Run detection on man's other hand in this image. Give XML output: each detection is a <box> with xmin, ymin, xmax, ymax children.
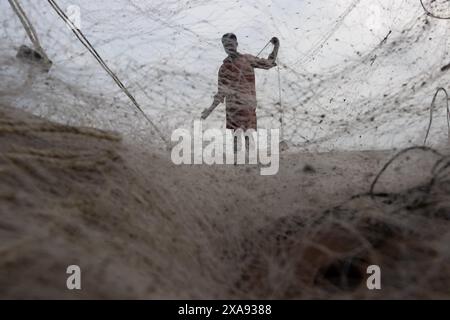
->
<box><xmin>201</xmin><ymin>107</ymin><xmax>212</xmax><ymax>120</ymax></box>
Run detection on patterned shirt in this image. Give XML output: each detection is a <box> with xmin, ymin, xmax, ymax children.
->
<box><xmin>216</xmin><ymin>53</ymin><xmax>275</xmax><ymax>130</ymax></box>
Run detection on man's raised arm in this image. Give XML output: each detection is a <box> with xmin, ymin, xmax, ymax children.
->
<box><xmin>251</xmin><ymin>37</ymin><xmax>280</xmax><ymax>70</ymax></box>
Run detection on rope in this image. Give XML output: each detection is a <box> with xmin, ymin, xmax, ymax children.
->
<box><xmin>369</xmin><ymin>146</ymin><xmax>443</xmax><ymax>196</ymax></box>
<box><xmin>47</xmin><ymin>0</ymin><xmax>169</xmax><ymax>147</ymax></box>
<box><xmin>292</xmin><ymin>0</ymin><xmax>362</xmax><ymax>68</ymax></box>
<box><xmin>256</xmin><ymin>41</ymin><xmax>284</xmax><ymax>139</ymax></box>
<box><xmin>420</xmin><ymin>0</ymin><xmax>450</xmax><ymax>20</ymax></box>
<box><xmin>277</xmin><ymin>64</ymin><xmax>284</xmax><ymax>140</ymax></box>
<box><xmin>8</xmin><ymin>0</ymin><xmax>51</xmax><ymax>63</ymax></box>
<box><xmin>256</xmin><ymin>41</ymin><xmax>272</xmax><ymax>58</ymax></box>
<box><xmin>423</xmin><ymin>87</ymin><xmax>450</xmax><ymax>146</ymax></box>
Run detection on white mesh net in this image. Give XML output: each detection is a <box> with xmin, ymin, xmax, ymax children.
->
<box><xmin>1</xmin><ymin>0</ymin><xmax>449</xmax><ymax>150</ymax></box>
<box><xmin>1</xmin><ymin>0</ymin><xmax>450</xmax><ymax>299</ymax></box>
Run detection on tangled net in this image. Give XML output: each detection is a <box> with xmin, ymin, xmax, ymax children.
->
<box><xmin>231</xmin><ymin>146</ymin><xmax>450</xmax><ymax>298</ymax></box>
<box><xmin>1</xmin><ymin>104</ymin><xmax>449</xmax><ymax>299</ymax></box>
<box><xmin>0</xmin><ymin>0</ymin><xmax>449</xmax><ymax>151</ymax></box>
<box><xmin>1</xmin><ymin>0</ymin><xmax>450</xmax><ymax>300</ymax></box>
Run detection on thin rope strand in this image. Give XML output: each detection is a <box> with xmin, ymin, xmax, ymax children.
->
<box><xmin>423</xmin><ymin>88</ymin><xmax>449</xmax><ymax>146</ymax></box>
<box><xmin>47</xmin><ymin>0</ymin><xmax>169</xmax><ymax>147</ymax></box>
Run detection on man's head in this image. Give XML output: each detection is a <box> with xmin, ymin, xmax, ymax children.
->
<box><xmin>222</xmin><ymin>33</ymin><xmax>238</xmax><ymax>56</ymax></box>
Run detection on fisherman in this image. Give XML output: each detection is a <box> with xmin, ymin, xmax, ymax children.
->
<box><xmin>201</xmin><ymin>33</ymin><xmax>280</xmax><ymax>131</ymax></box>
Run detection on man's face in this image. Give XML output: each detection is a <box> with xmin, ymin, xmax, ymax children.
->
<box><xmin>223</xmin><ymin>38</ymin><xmax>238</xmax><ymax>55</ymax></box>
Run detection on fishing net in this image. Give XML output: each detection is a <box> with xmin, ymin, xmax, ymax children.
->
<box><xmin>1</xmin><ymin>0</ymin><xmax>450</xmax><ymax>300</ymax></box>
<box><xmin>1</xmin><ymin>0</ymin><xmax>449</xmax><ymax>150</ymax></box>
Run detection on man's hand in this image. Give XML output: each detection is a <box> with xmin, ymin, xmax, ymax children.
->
<box><xmin>271</xmin><ymin>37</ymin><xmax>280</xmax><ymax>47</ymax></box>
<box><xmin>267</xmin><ymin>37</ymin><xmax>280</xmax><ymax>67</ymax></box>
<box><xmin>202</xmin><ymin>96</ymin><xmax>223</xmax><ymax>119</ymax></box>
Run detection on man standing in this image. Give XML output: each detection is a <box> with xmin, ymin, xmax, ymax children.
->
<box><xmin>201</xmin><ymin>33</ymin><xmax>280</xmax><ymax>132</ymax></box>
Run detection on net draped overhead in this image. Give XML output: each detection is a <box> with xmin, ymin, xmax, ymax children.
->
<box><xmin>0</xmin><ymin>0</ymin><xmax>449</xmax><ymax>151</ymax></box>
